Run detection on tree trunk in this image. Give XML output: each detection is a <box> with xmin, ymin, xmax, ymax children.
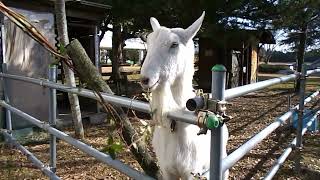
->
<box><xmin>110</xmin><ymin>23</ymin><xmax>125</xmax><ymax>94</ymax></box>
<box><xmin>111</xmin><ymin>24</ymin><xmax>123</xmax><ymax>81</ymax></box>
<box><xmin>66</xmin><ymin>39</ymin><xmax>159</xmax><ymax>178</ymax></box>
<box><xmin>295</xmin><ymin>26</ymin><xmax>307</xmax><ymax>92</ymax></box>
<box><xmin>54</xmin><ymin>0</ymin><xmax>84</xmax><ymax>139</ymax></box>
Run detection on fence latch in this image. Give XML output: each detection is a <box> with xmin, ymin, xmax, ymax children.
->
<box><xmin>196</xmin><ymin>110</ymin><xmax>224</xmax><ymax>135</ymax></box>
<box><xmin>186</xmin><ymin>89</ymin><xmax>232</xmax><ymax>135</ymax></box>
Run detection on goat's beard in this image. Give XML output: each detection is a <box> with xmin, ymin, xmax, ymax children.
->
<box><xmin>150</xmin><ymin>83</ymin><xmax>180</xmax><ymax>128</ymax></box>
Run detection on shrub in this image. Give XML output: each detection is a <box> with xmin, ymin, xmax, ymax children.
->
<box><xmin>258</xmin><ymin>64</ymin><xmax>290</xmax><ymax>73</ymax></box>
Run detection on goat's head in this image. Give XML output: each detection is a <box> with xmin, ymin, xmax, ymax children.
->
<box><xmin>140</xmin><ymin>12</ymin><xmax>205</xmax><ymax>91</ymax></box>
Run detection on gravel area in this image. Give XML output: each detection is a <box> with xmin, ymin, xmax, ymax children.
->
<box><xmin>0</xmin><ymin>88</ymin><xmax>319</xmax><ymax>180</ymax></box>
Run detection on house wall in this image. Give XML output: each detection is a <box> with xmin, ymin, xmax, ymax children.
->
<box><xmin>3</xmin><ymin>8</ymin><xmax>54</xmax><ymax>129</ymax></box>
<box><xmin>198</xmin><ymin>38</ymin><xmax>221</xmax><ymax>91</ymax></box>
<box><xmin>198</xmin><ymin>37</ymin><xmax>261</xmax><ymax>90</ymax></box>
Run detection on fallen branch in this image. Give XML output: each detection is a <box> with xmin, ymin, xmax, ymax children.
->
<box><xmin>66</xmin><ymin>39</ymin><xmax>159</xmax><ymax>178</ymax></box>
<box><xmin>0</xmin><ymin>2</ymin><xmax>158</xmax><ymax>177</ymax></box>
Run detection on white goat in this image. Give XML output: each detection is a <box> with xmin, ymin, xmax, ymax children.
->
<box><xmin>140</xmin><ymin>12</ymin><xmax>229</xmax><ymax>180</ymax></box>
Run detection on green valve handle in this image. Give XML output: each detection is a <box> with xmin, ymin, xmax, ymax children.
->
<box><xmin>206</xmin><ymin>114</ymin><xmax>220</xmax><ymax>129</ymax></box>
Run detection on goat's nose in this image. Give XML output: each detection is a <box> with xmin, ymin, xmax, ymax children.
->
<box><xmin>140</xmin><ymin>77</ymin><xmax>149</xmax><ymax>86</ymax></box>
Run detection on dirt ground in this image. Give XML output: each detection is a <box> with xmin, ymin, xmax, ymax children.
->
<box><xmin>0</xmin><ymin>82</ymin><xmax>319</xmax><ymax>180</ymax></box>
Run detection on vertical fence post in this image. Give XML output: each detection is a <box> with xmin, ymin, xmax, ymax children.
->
<box><xmin>0</xmin><ymin>14</ymin><xmax>5</xmax><ymax>133</ymax></box>
<box><xmin>287</xmin><ymin>95</ymin><xmax>292</xmax><ymax>126</ymax></box>
<box><xmin>48</xmin><ymin>65</ymin><xmax>57</xmax><ymax>174</ymax></box>
<box><xmin>2</xmin><ymin>63</ymin><xmax>12</xmax><ymax>136</ymax></box>
<box><xmin>287</xmin><ymin>95</ymin><xmax>291</xmax><ymax>111</ymax></box>
<box><xmin>210</xmin><ymin>64</ymin><xmax>226</xmax><ymax>180</ymax></box>
<box><xmin>94</xmin><ymin>26</ymin><xmax>101</xmax><ymax>113</ymax></box>
<box><xmin>295</xmin><ymin>64</ymin><xmax>306</xmax><ymax>172</ymax></box>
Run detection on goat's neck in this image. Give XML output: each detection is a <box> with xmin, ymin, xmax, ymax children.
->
<box><xmin>172</xmin><ymin>50</ymin><xmax>195</xmax><ymax>107</ymax></box>
<box><xmin>171</xmin><ymin>72</ymin><xmax>194</xmax><ymax>107</ymax></box>
<box><xmin>151</xmin><ymin>71</ymin><xmax>194</xmax><ymax>129</ymax></box>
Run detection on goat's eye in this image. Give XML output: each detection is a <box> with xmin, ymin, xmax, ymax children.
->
<box><xmin>170</xmin><ymin>42</ymin><xmax>179</xmax><ymax>48</ymax></box>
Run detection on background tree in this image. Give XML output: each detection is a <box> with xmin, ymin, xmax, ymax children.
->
<box><xmin>98</xmin><ymin>0</ymin><xmax>152</xmax><ymax>94</ymax></box>
<box><xmin>54</xmin><ymin>0</ymin><xmax>84</xmax><ymax>139</ymax></box>
<box><xmin>272</xmin><ymin>0</ymin><xmax>320</xmax><ymax>90</ymax></box>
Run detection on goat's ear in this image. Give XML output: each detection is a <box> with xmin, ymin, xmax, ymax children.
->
<box><xmin>183</xmin><ymin>11</ymin><xmax>205</xmax><ymax>42</ymax></box>
<box><xmin>150</xmin><ymin>17</ymin><xmax>160</xmax><ymax>31</ymax></box>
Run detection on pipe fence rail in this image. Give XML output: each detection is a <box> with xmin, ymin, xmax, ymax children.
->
<box><xmin>221</xmin><ymin>90</ymin><xmax>319</xmax><ymax>173</ymax></box>
<box><xmin>0</xmin><ymin>100</ymin><xmax>154</xmax><ymax>180</ymax></box>
<box><xmin>0</xmin><ymin>129</ymin><xmax>61</xmax><ymax>180</ymax></box>
<box><xmin>0</xmin><ymin>65</ymin><xmax>319</xmax><ymax>180</ymax></box>
<box><xmin>264</xmin><ymin>110</ymin><xmax>320</xmax><ymax>180</ymax></box>
<box><xmin>224</xmin><ymin>68</ymin><xmax>320</xmax><ymax>100</ymax></box>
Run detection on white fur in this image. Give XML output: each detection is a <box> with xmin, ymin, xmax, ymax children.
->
<box><xmin>141</xmin><ymin>12</ymin><xmax>229</xmax><ymax>180</ymax></box>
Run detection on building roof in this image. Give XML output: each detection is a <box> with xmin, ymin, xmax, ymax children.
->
<box><xmin>201</xmin><ymin>28</ymin><xmax>275</xmax><ymax>50</ymax></box>
<box><xmin>222</xmin><ymin>29</ymin><xmax>276</xmax><ymax>44</ymax></box>
<box><xmin>3</xmin><ymin>0</ymin><xmax>111</xmax><ymax>22</ymax></box>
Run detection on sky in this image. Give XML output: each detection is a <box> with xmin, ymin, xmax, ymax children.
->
<box><xmin>100</xmin><ymin>31</ymin><xmax>146</xmax><ymax>50</ymax></box>
<box><xmin>100</xmin><ymin>29</ymin><xmax>318</xmax><ymax>53</ymax></box>
<box><xmin>268</xmin><ymin>30</ymin><xmax>320</xmax><ymax>52</ymax></box>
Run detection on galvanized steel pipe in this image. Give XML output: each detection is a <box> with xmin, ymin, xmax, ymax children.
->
<box><xmin>1</xmin><ymin>64</ymin><xmax>12</xmax><ymax>133</ymax></box>
<box><xmin>225</xmin><ymin>69</ymin><xmax>320</xmax><ymax>100</ymax></box>
<box><xmin>0</xmin><ymin>130</ymin><xmax>61</xmax><ymax>180</ymax></box>
<box><xmin>0</xmin><ymin>72</ymin><xmax>151</xmax><ymax>112</ymax></box>
<box><xmin>0</xmin><ymin>100</ymin><xmax>154</xmax><ymax>180</ymax></box>
<box><xmin>48</xmin><ymin>66</ymin><xmax>57</xmax><ymax>173</ymax></box>
<box><xmin>296</xmin><ymin>65</ymin><xmax>307</xmax><ymax>147</ymax></box>
<box><xmin>0</xmin><ymin>72</ymin><xmax>198</xmax><ymax>124</ymax></box>
<box><xmin>210</xmin><ymin>64</ymin><xmax>227</xmax><ymax>180</ymax></box>
<box><xmin>1</xmin><ymin>69</ymin><xmax>319</xmax><ymax>123</ymax></box>
<box><xmin>264</xmin><ymin>111</ymin><xmax>319</xmax><ymax>180</ymax></box>
<box><xmin>0</xmin><ymin>65</ymin><xmax>319</xmax><ymax>180</ymax></box>
<box><xmin>221</xmin><ymin>90</ymin><xmax>319</xmax><ymax>173</ymax></box>
<box><xmin>167</xmin><ymin>110</ymin><xmax>197</xmax><ymax>125</ymax></box>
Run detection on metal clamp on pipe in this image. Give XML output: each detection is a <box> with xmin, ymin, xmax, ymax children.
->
<box><xmin>196</xmin><ymin>109</ymin><xmax>232</xmax><ymax>136</ymax></box>
<box><xmin>186</xmin><ymin>90</ymin><xmax>229</xmax><ymax>113</ymax></box>
<box><xmin>208</xmin><ymin>99</ymin><xmax>232</xmax><ymax>123</ymax></box>
<box><xmin>197</xmin><ymin>110</ymin><xmax>222</xmax><ymax>135</ymax></box>
<box><xmin>208</xmin><ymin>99</ymin><xmax>228</xmax><ymax>113</ymax></box>
<box><xmin>187</xmin><ymin>89</ymin><xmax>232</xmax><ymax>135</ymax></box>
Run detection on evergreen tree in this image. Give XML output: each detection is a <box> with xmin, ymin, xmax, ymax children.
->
<box><xmin>273</xmin><ymin>0</ymin><xmax>320</xmax><ymax>90</ymax></box>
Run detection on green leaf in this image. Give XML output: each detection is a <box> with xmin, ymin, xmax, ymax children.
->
<box><xmin>58</xmin><ymin>43</ymin><xmax>66</xmax><ymax>54</ymax></box>
<box><xmin>102</xmin><ymin>136</ymin><xmax>124</xmax><ymax>159</ymax></box>
<box><xmin>110</xmin><ymin>143</ymin><xmax>123</xmax><ymax>153</ymax></box>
